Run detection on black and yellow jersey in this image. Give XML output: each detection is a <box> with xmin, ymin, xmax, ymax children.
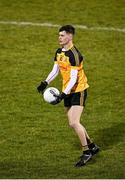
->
<box><xmin>54</xmin><ymin>46</ymin><xmax>89</xmax><ymax>93</ymax></box>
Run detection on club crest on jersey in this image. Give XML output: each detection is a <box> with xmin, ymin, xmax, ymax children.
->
<box><xmin>57</xmin><ymin>53</ymin><xmax>69</xmax><ymax>63</ymax></box>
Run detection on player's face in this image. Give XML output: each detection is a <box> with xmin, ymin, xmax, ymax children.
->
<box><xmin>58</xmin><ymin>31</ymin><xmax>72</xmax><ymax>46</ymax></box>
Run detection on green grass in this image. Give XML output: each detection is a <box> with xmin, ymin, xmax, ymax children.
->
<box><xmin>0</xmin><ymin>0</ymin><xmax>125</xmax><ymax>178</ymax></box>
<box><xmin>0</xmin><ymin>0</ymin><xmax>125</xmax><ymax>27</ymax></box>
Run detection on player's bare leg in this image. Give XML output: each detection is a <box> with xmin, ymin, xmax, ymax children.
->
<box><xmin>65</xmin><ymin>105</ymin><xmax>99</xmax><ymax>167</ymax></box>
<box><xmin>66</xmin><ymin>106</ymin><xmax>88</xmax><ymax>146</ymax></box>
<box><xmin>65</xmin><ymin>106</ymin><xmax>91</xmax><ymax>146</ymax></box>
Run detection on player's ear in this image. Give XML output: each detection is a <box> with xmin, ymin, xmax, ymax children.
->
<box><xmin>69</xmin><ymin>33</ymin><xmax>73</xmax><ymax>40</ymax></box>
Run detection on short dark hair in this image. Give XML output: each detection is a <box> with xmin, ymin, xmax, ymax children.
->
<box><xmin>59</xmin><ymin>25</ymin><xmax>75</xmax><ymax>35</ymax></box>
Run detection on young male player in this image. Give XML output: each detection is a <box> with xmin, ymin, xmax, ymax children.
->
<box><xmin>37</xmin><ymin>25</ymin><xmax>99</xmax><ymax>167</ymax></box>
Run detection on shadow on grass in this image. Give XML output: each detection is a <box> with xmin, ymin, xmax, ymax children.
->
<box><xmin>56</xmin><ymin>122</ymin><xmax>125</xmax><ymax>153</ymax></box>
<box><xmin>95</xmin><ymin>122</ymin><xmax>125</xmax><ymax>150</ymax></box>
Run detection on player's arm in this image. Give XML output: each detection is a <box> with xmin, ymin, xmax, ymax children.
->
<box><xmin>37</xmin><ymin>49</ymin><xmax>60</xmax><ymax>93</ymax></box>
<box><xmin>45</xmin><ymin>63</ymin><xmax>59</xmax><ymax>84</ymax></box>
<box><xmin>63</xmin><ymin>68</ymin><xmax>78</xmax><ymax>94</ymax></box>
<box><xmin>37</xmin><ymin>63</ymin><xmax>59</xmax><ymax>93</ymax></box>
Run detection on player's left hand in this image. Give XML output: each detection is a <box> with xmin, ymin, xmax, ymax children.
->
<box><xmin>37</xmin><ymin>81</ymin><xmax>48</xmax><ymax>93</ymax></box>
<box><xmin>51</xmin><ymin>92</ymin><xmax>67</xmax><ymax>105</ymax></box>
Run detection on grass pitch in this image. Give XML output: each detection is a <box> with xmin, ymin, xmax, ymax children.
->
<box><xmin>0</xmin><ymin>0</ymin><xmax>125</xmax><ymax>178</ymax></box>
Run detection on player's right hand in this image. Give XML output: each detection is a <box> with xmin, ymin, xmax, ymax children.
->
<box><xmin>37</xmin><ymin>81</ymin><xmax>48</xmax><ymax>93</ymax></box>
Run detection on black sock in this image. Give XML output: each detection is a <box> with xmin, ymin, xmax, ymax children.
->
<box><xmin>87</xmin><ymin>138</ymin><xmax>93</xmax><ymax>145</ymax></box>
<box><xmin>88</xmin><ymin>143</ymin><xmax>95</xmax><ymax>149</ymax></box>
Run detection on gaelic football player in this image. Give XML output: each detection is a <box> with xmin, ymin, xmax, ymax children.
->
<box><xmin>37</xmin><ymin>25</ymin><xmax>99</xmax><ymax>167</ymax></box>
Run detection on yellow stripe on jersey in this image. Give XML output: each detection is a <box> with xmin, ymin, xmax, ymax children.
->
<box><xmin>71</xmin><ymin>46</ymin><xmax>79</xmax><ymax>66</ymax></box>
<box><xmin>80</xmin><ymin>91</ymin><xmax>84</xmax><ymax>106</ymax></box>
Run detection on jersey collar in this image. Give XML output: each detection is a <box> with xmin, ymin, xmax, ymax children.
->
<box><xmin>62</xmin><ymin>44</ymin><xmax>74</xmax><ymax>52</ymax></box>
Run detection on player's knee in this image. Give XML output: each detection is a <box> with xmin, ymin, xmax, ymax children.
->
<box><xmin>69</xmin><ymin>121</ymin><xmax>78</xmax><ymax>129</ymax></box>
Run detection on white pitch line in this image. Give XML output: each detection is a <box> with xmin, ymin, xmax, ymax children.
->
<box><xmin>0</xmin><ymin>21</ymin><xmax>125</xmax><ymax>33</ymax></box>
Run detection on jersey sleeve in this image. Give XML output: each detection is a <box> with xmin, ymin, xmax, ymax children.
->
<box><xmin>54</xmin><ymin>48</ymin><xmax>62</xmax><ymax>62</ymax></box>
<box><xmin>68</xmin><ymin>47</ymin><xmax>83</xmax><ymax>68</ymax></box>
<box><xmin>54</xmin><ymin>50</ymin><xmax>57</xmax><ymax>62</ymax></box>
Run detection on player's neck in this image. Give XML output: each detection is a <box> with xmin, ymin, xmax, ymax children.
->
<box><xmin>63</xmin><ymin>42</ymin><xmax>73</xmax><ymax>51</ymax></box>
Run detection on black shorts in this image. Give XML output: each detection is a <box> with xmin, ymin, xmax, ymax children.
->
<box><xmin>64</xmin><ymin>89</ymin><xmax>88</xmax><ymax>107</ymax></box>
